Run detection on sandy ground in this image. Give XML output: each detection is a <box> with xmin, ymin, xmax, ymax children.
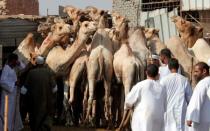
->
<box><xmin>22</xmin><ymin>126</ymin><xmax>108</xmax><ymax>131</ymax></box>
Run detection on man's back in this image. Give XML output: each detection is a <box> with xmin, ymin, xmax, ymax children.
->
<box><xmin>187</xmin><ymin>76</ymin><xmax>210</xmax><ymax>123</ymax></box>
<box><xmin>125</xmin><ymin>79</ymin><xmax>166</xmax><ymax>131</ymax></box>
<box><xmin>25</xmin><ymin>66</ymin><xmax>55</xmax><ymax>113</ymax></box>
<box><xmin>160</xmin><ymin>73</ymin><xmax>192</xmax><ymax>131</ymax></box>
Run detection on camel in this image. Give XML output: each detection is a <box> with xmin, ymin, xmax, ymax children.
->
<box><xmin>190</xmin><ymin>38</ymin><xmax>210</xmax><ymax>64</ymax></box>
<box><xmin>144</xmin><ymin>28</ymin><xmax>166</xmax><ymax>54</ymax></box>
<box><xmin>84</xmin><ymin>11</ymin><xmax>113</xmax><ymax>125</ymax></box>
<box><xmin>128</xmin><ymin>27</ymin><xmax>150</xmax><ymax>67</ymax></box>
<box><xmin>37</xmin><ymin>16</ymin><xmax>55</xmax><ymax>38</ymax></box>
<box><xmin>45</xmin><ymin>21</ymin><xmax>97</xmax><ymax>74</ymax></box>
<box><xmin>112</xmin><ymin>20</ymin><xmax>144</xmax><ymax>128</ymax></box>
<box><xmin>13</xmin><ymin>33</ymin><xmax>37</xmax><ymax>65</ymax></box>
<box><xmin>37</xmin><ymin>19</ymin><xmax>72</xmax><ymax>57</ymax></box>
<box><xmin>171</xmin><ymin>15</ymin><xmax>203</xmax><ymax>48</ymax></box>
<box><xmin>112</xmin><ymin>11</ymin><xmax>149</xmax><ymax>67</ymax></box>
<box><xmin>165</xmin><ymin>36</ymin><xmax>198</xmax><ymax>86</ymax></box>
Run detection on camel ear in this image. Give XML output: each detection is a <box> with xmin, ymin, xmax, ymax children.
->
<box><xmin>51</xmin><ymin>24</ymin><xmax>56</xmax><ymax>32</ymax></box>
<box><xmin>70</xmin><ymin>8</ymin><xmax>76</xmax><ymax>14</ymax></box>
<box><xmin>154</xmin><ymin>29</ymin><xmax>159</xmax><ymax>34</ymax></box>
<box><xmin>141</xmin><ymin>26</ymin><xmax>145</xmax><ymax>31</ymax></box>
<box><xmin>198</xmin><ymin>27</ymin><xmax>203</xmax><ymax>32</ymax></box>
<box><xmin>181</xmin><ymin>19</ymin><xmax>186</xmax><ymax>25</ymax></box>
<box><xmin>171</xmin><ymin>15</ymin><xmax>177</xmax><ymax>22</ymax></box>
<box><xmin>29</xmin><ymin>52</ymin><xmax>34</xmax><ymax>59</ymax></box>
<box><xmin>144</xmin><ymin>28</ymin><xmax>149</xmax><ymax>32</ymax></box>
<box><xmin>63</xmin><ymin>7</ymin><xmax>67</xmax><ymax>13</ymax></box>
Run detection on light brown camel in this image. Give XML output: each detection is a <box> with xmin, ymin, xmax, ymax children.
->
<box><xmin>13</xmin><ymin>33</ymin><xmax>37</xmax><ymax>65</ymax></box>
<box><xmin>37</xmin><ymin>16</ymin><xmax>55</xmax><ymax>38</ymax></box>
<box><xmin>144</xmin><ymin>27</ymin><xmax>166</xmax><ymax>54</ymax></box>
<box><xmin>112</xmin><ymin>12</ymin><xmax>150</xmax><ymax>67</ymax></box>
<box><xmin>85</xmin><ymin>11</ymin><xmax>113</xmax><ymax>124</ymax></box>
<box><xmin>111</xmin><ymin>12</ymin><xmax>145</xmax><ymax>130</ymax></box>
<box><xmin>171</xmin><ymin>15</ymin><xmax>203</xmax><ymax>48</ymax></box>
<box><xmin>37</xmin><ymin>19</ymin><xmax>72</xmax><ymax>57</ymax></box>
<box><xmin>113</xmin><ymin>20</ymin><xmax>144</xmax><ymax>127</ymax></box>
<box><xmin>190</xmin><ymin>38</ymin><xmax>210</xmax><ymax>64</ymax></box>
<box><xmin>63</xmin><ymin>5</ymin><xmax>89</xmax><ymax>34</ymax></box>
<box><xmin>45</xmin><ymin>21</ymin><xmax>97</xmax><ymax>74</ymax></box>
<box><xmin>128</xmin><ymin>27</ymin><xmax>150</xmax><ymax>67</ymax></box>
<box><xmin>165</xmin><ymin>36</ymin><xmax>198</xmax><ymax>86</ymax></box>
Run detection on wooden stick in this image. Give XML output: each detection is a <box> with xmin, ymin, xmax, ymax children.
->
<box><xmin>4</xmin><ymin>95</ymin><xmax>8</xmax><ymax>131</ymax></box>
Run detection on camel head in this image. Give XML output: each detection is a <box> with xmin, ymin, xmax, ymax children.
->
<box><xmin>78</xmin><ymin>21</ymin><xmax>97</xmax><ymax>41</ymax></box>
<box><xmin>50</xmin><ymin>19</ymin><xmax>71</xmax><ymax>41</ymax></box>
<box><xmin>37</xmin><ymin>16</ymin><xmax>55</xmax><ymax>38</ymax></box>
<box><xmin>85</xmin><ymin>6</ymin><xmax>102</xmax><ymax>21</ymax></box>
<box><xmin>64</xmin><ymin>5</ymin><xmax>88</xmax><ymax>22</ymax></box>
<box><xmin>144</xmin><ymin>28</ymin><xmax>159</xmax><ymax>40</ymax></box>
<box><xmin>171</xmin><ymin>15</ymin><xmax>193</xmax><ymax>33</ymax></box>
<box><xmin>195</xmin><ymin>26</ymin><xmax>203</xmax><ymax>38</ymax></box>
<box><xmin>38</xmin><ymin>20</ymin><xmax>72</xmax><ymax>57</ymax></box>
<box><xmin>29</xmin><ymin>52</ymin><xmax>39</xmax><ymax>66</ymax></box>
<box><xmin>112</xmin><ymin>11</ymin><xmax>129</xmax><ymax>31</ymax></box>
<box><xmin>14</xmin><ymin>33</ymin><xmax>37</xmax><ymax>65</ymax></box>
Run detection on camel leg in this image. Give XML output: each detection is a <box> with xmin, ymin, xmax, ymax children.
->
<box><xmin>68</xmin><ymin>61</ymin><xmax>85</xmax><ymax>104</ymax></box>
<box><xmin>85</xmin><ymin>78</ymin><xmax>95</xmax><ymax>123</ymax></box>
<box><xmin>117</xmin><ymin>65</ymin><xmax>135</xmax><ymax>129</ymax></box>
<box><xmin>82</xmin><ymin>83</ymin><xmax>88</xmax><ymax>122</ymax></box>
<box><xmin>116</xmin><ymin>109</ymin><xmax>132</xmax><ymax>131</ymax></box>
<box><xmin>104</xmin><ymin>79</ymin><xmax>112</xmax><ymax>122</ymax></box>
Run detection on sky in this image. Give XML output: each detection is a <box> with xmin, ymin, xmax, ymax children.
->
<box><xmin>39</xmin><ymin>0</ymin><xmax>112</xmax><ymax>16</ymax></box>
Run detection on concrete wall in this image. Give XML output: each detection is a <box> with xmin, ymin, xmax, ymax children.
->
<box><xmin>112</xmin><ymin>0</ymin><xmax>140</xmax><ymax>27</ymax></box>
<box><xmin>6</xmin><ymin>0</ymin><xmax>39</xmax><ymax>15</ymax></box>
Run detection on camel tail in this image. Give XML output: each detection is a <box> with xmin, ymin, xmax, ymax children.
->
<box><xmin>134</xmin><ymin>62</ymin><xmax>142</xmax><ymax>84</ymax></box>
<box><xmin>98</xmin><ymin>50</ymin><xmax>104</xmax><ymax>80</ymax></box>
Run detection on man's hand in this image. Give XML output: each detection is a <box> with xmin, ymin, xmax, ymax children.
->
<box><xmin>187</xmin><ymin>120</ymin><xmax>192</xmax><ymax>127</ymax></box>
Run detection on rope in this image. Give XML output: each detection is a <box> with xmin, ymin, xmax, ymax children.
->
<box><xmin>185</xmin><ymin>12</ymin><xmax>203</xmax><ymax>27</ymax></box>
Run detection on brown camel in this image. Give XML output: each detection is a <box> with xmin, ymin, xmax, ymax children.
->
<box><xmin>171</xmin><ymin>15</ymin><xmax>203</xmax><ymax>48</ymax></box>
<box><xmin>144</xmin><ymin>27</ymin><xmax>166</xmax><ymax>54</ymax></box>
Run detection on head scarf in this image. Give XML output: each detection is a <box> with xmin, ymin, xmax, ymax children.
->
<box><xmin>35</xmin><ymin>56</ymin><xmax>45</xmax><ymax>65</ymax></box>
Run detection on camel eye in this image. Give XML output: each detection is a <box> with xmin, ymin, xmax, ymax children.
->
<box><xmin>85</xmin><ymin>24</ymin><xmax>88</xmax><ymax>27</ymax></box>
<box><xmin>59</xmin><ymin>26</ymin><xmax>62</xmax><ymax>30</ymax></box>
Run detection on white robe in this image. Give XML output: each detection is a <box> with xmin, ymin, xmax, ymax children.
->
<box><xmin>125</xmin><ymin>79</ymin><xmax>166</xmax><ymax>131</ymax></box>
<box><xmin>159</xmin><ymin>65</ymin><xmax>181</xmax><ymax>81</ymax></box>
<box><xmin>0</xmin><ymin>64</ymin><xmax>23</xmax><ymax>131</ymax></box>
<box><xmin>186</xmin><ymin>76</ymin><xmax>210</xmax><ymax>131</ymax></box>
<box><xmin>160</xmin><ymin>73</ymin><xmax>192</xmax><ymax>131</ymax></box>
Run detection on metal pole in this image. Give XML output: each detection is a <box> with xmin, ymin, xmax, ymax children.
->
<box><xmin>4</xmin><ymin>95</ymin><xmax>8</xmax><ymax>131</ymax></box>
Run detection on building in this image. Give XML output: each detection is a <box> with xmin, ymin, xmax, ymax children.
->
<box><xmin>6</xmin><ymin>0</ymin><xmax>39</xmax><ymax>15</ymax></box>
<box><xmin>113</xmin><ymin>0</ymin><xmax>210</xmax><ymax>42</ymax></box>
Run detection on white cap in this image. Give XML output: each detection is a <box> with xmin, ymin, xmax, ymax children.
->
<box><xmin>208</xmin><ymin>58</ymin><xmax>210</xmax><ymax>66</ymax></box>
<box><xmin>35</xmin><ymin>56</ymin><xmax>45</xmax><ymax>65</ymax></box>
<box><xmin>151</xmin><ymin>54</ymin><xmax>159</xmax><ymax>60</ymax></box>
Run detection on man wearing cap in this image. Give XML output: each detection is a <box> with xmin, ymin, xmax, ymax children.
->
<box><xmin>24</xmin><ymin>55</ymin><xmax>56</xmax><ymax>131</ymax></box>
<box><xmin>159</xmin><ymin>48</ymin><xmax>181</xmax><ymax>81</ymax></box>
<box><xmin>148</xmin><ymin>53</ymin><xmax>161</xmax><ymax>67</ymax></box>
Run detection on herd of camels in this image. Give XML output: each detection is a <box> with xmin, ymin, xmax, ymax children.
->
<box><xmin>13</xmin><ymin>5</ymin><xmax>210</xmax><ymax>130</ymax></box>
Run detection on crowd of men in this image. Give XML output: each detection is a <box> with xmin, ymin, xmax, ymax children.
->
<box><xmin>0</xmin><ymin>47</ymin><xmax>209</xmax><ymax>131</ymax></box>
<box><xmin>124</xmin><ymin>48</ymin><xmax>210</xmax><ymax>131</ymax></box>
<box><xmin>0</xmin><ymin>54</ymin><xmax>56</xmax><ymax>131</ymax></box>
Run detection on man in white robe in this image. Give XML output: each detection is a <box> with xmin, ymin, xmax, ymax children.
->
<box><xmin>159</xmin><ymin>48</ymin><xmax>181</xmax><ymax>80</ymax></box>
<box><xmin>160</xmin><ymin>58</ymin><xmax>192</xmax><ymax>131</ymax></box>
<box><xmin>124</xmin><ymin>64</ymin><xmax>166</xmax><ymax>131</ymax></box>
<box><xmin>0</xmin><ymin>53</ymin><xmax>23</xmax><ymax>131</ymax></box>
<box><xmin>186</xmin><ymin>62</ymin><xmax>210</xmax><ymax>131</ymax></box>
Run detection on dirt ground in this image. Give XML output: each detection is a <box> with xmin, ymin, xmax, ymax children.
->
<box><xmin>22</xmin><ymin>126</ymin><xmax>108</xmax><ymax>131</ymax></box>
